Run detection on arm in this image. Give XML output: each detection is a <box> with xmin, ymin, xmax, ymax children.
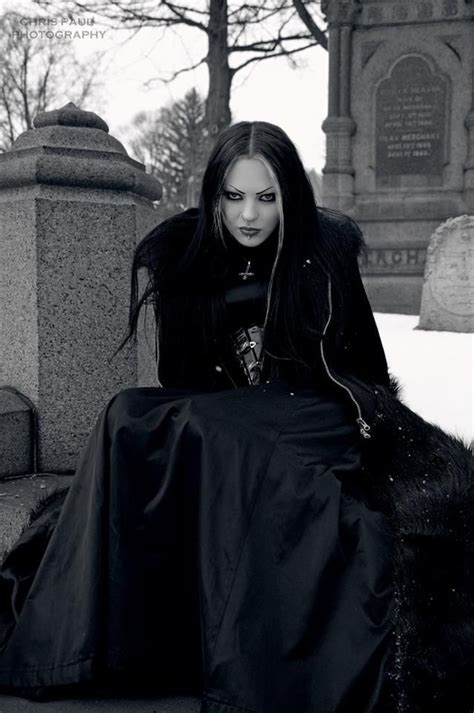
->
<box><xmin>341</xmin><ymin>256</ymin><xmax>391</xmax><ymax>387</ymax></box>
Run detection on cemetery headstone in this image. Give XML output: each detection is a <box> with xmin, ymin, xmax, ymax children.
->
<box><xmin>419</xmin><ymin>214</ymin><xmax>474</xmax><ymax>332</ymax></box>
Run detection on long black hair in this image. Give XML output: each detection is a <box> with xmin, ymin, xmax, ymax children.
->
<box><xmin>124</xmin><ymin>121</ymin><xmax>360</xmax><ymax>382</ymax></box>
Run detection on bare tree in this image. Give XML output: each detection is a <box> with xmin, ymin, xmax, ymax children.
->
<box><xmin>0</xmin><ymin>11</ymin><xmax>102</xmax><ymax>151</ymax></box>
<box><xmin>129</xmin><ymin>88</ymin><xmax>208</xmax><ymax>217</ymax></box>
<box><xmin>32</xmin><ymin>1</ymin><xmax>328</xmax><ymax>137</ymax></box>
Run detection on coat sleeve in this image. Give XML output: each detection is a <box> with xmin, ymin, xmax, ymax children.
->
<box><xmin>317</xmin><ymin>207</ymin><xmax>391</xmax><ymax>387</ymax></box>
<box><xmin>341</xmin><ymin>254</ymin><xmax>391</xmax><ymax>387</ymax></box>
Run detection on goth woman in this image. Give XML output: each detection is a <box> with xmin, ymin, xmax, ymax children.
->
<box><xmin>0</xmin><ymin>122</ymin><xmax>472</xmax><ymax>713</ymax></box>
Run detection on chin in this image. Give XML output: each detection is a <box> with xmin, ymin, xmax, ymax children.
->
<box><xmin>232</xmin><ymin>233</ymin><xmax>271</xmax><ymax>248</ymax></box>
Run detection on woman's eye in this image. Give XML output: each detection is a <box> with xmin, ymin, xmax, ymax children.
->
<box><xmin>259</xmin><ymin>193</ymin><xmax>276</xmax><ymax>202</ymax></box>
<box><xmin>223</xmin><ymin>191</ymin><xmax>242</xmax><ymax>201</ymax></box>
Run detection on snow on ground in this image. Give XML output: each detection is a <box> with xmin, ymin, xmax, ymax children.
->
<box><xmin>375</xmin><ymin>313</ymin><xmax>473</xmax><ymax>445</ymax></box>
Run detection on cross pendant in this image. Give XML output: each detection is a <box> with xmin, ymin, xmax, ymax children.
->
<box><xmin>239</xmin><ymin>261</ymin><xmax>254</xmax><ymax>281</ymax></box>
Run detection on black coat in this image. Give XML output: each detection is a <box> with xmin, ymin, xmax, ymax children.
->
<box><xmin>134</xmin><ymin>207</ymin><xmax>390</xmax><ymax>394</ymax></box>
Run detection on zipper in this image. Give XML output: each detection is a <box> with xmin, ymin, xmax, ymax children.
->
<box><xmin>320</xmin><ymin>277</ymin><xmax>372</xmax><ymax>439</ymax></box>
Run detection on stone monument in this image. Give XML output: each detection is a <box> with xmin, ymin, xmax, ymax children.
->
<box><xmin>321</xmin><ymin>0</ymin><xmax>474</xmax><ymax>313</ymax></box>
<box><xmin>0</xmin><ymin>103</ymin><xmax>162</xmax><ymax>473</ymax></box>
<box><xmin>418</xmin><ymin>214</ymin><xmax>474</xmax><ymax>331</ymax></box>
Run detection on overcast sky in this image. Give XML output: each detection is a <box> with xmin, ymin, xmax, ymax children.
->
<box><xmin>2</xmin><ymin>0</ymin><xmax>329</xmax><ymax>171</ymax></box>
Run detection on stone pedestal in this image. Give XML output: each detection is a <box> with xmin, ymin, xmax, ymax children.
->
<box><xmin>322</xmin><ymin>0</ymin><xmax>474</xmax><ymax>313</ymax></box>
<box><xmin>0</xmin><ymin>103</ymin><xmax>162</xmax><ymax>473</ymax></box>
<box><xmin>418</xmin><ymin>215</ymin><xmax>474</xmax><ymax>331</ymax></box>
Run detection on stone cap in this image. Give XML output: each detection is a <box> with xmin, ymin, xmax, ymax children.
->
<box><xmin>0</xmin><ymin>103</ymin><xmax>162</xmax><ymax>201</ymax></box>
<box><xmin>0</xmin><ymin>389</ymin><xmax>31</xmax><ymax>416</ymax></box>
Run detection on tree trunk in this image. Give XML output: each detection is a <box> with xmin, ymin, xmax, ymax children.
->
<box><xmin>205</xmin><ymin>0</ymin><xmax>232</xmax><ymax>141</ymax></box>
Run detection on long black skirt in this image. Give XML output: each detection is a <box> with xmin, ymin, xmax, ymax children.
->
<box><xmin>0</xmin><ymin>384</ymin><xmax>393</xmax><ymax>712</ymax></box>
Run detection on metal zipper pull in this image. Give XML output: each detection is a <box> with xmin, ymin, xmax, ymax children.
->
<box><xmin>356</xmin><ymin>418</ymin><xmax>372</xmax><ymax>438</ymax></box>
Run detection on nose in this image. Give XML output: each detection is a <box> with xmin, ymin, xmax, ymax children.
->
<box><xmin>241</xmin><ymin>198</ymin><xmax>258</xmax><ymax>224</ymax></box>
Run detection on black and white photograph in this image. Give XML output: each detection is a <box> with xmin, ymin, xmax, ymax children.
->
<box><xmin>0</xmin><ymin>1</ymin><xmax>473</xmax><ymax>712</ymax></box>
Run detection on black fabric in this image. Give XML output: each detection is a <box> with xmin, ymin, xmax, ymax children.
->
<box><xmin>224</xmin><ymin>282</ymin><xmax>267</xmax><ymax>331</ymax></box>
<box><xmin>0</xmin><ymin>385</ymin><xmax>393</xmax><ymax>713</ymax></box>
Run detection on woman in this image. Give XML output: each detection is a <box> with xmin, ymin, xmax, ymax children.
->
<box><xmin>0</xmin><ymin>122</ymin><xmax>472</xmax><ymax>713</ymax></box>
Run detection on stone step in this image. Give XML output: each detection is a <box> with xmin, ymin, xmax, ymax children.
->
<box><xmin>0</xmin><ymin>695</ymin><xmax>199</xmax><ymax>712</ymax></box>
<box><xmin>0</xmin><ymin>389</ymin><xmax>35</xmax><ymax>479</ymax></box>
<box><xmin>0</xmin><ymin>473</ymin><xmax>72</xmax><ymax>562</ymax></box>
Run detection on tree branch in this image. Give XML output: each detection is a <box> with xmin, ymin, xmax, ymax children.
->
<box><xmin>159</xmin><ymin>1</ymin><xmax>208</xmax><ymax>31</ymax></box>
<box><xmin>58</xmin><ymin>0</ymin><xmax>209</xmax><ymax>30</ymax></box>
<box><xmin>228</xmin><ymin>1</ymin><xmax>292</xmax><ymax>25</ymax></box>
<box><xmin>230</xmin><ymin>31</ymin><xmax>314</xmax><ymax>53</ymax></box>
<box><xmin>232</xmin><ymin>39</ymin><xmax>317</xmax><ymax>73</ymax></box>
<box><xmin>291</xmin><ymin>0</ymin><xmax>327</xmax><ymax>50</ymax></box>
<box><xmin>144</xmin><ymin>55</ymin><xmax>208</xmax><ymax>85</ymax></box>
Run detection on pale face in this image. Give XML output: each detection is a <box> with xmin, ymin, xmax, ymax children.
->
<box><xmin>221</xmin><ymin>157</ymin><xmax>280</xmax><ymax>248</ymax></box>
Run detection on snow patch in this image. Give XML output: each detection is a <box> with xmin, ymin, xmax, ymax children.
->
<box><xmin>375</xmin><ymin>313</ymin><xmax>473</xmax><ymax>444</ymax></box>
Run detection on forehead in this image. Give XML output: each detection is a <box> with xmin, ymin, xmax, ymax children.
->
<box><xmin>225</xmin><ymin>157</ymin><xmax>273</xmax><ymax>191</ymax></box>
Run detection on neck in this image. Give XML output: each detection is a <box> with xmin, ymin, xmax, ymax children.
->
<box><xmin>225</xmin><ymin>227</ymin><xmax>279</xmax><ymax>278</ymax></box>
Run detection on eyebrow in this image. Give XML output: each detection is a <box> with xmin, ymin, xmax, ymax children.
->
<box><xmin>227</xmin><ymin>183</ymin><xmax>274</xmax><ymax>195</ymax></box>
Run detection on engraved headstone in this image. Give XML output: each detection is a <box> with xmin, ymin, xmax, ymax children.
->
<box><xmin>418</xmin><ymin>215</ymin><xmax>474</xmax><ymax>332</ymax></box>
<box><xmin>376</xmin><ymin>56</ymin><xmax>448</xmax><ymax>187</ymax></box>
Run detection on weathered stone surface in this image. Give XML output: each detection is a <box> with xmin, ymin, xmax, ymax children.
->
<box><xmin>322</xmin><ymin>0</ymin><xmax>474</xmax><ymax>313</ymax></box>
<box><xmin>418</xmin><ymin>215</ymin><xmax>474</xmax><ymax>331</ymax></box>
<box><xmin>0</xmin><ymin>104</ymin><xmax>162</xmax><ymax>472</ymax></box>
<box><xmin>0</xmin><ymin>390</ymin><xmax>34</xmax><ymax>478</ymax></box>
<box><xmin>0</xmin><ymin>694</ymin><xmax>199</xmax><ymax>712</ymax></box>
<box><xmin>33</xmin><ymin>102</ymin><xmax>109</xmax><ymax>131</ymax></box>
<box><xmin>0</xmin><ymin>103</ymin><xmax>161</xmax><ymax>201</ymax></box>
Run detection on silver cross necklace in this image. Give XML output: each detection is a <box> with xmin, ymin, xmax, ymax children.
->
<box><xmin>238</xmin><ymin>260</ymin><xmax>254</xmax><ymax>281</ymax></box>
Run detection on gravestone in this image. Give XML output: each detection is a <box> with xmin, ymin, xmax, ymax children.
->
<box><xmin>375</xmin><ymin>56</ymin><xmax>448</xmax><ymax>187</ymax></box>
<box><xmin>321</xmin><ymin>0</ymin><xmax>474</xmax><ymax>313</ymax></box>
<box><xmin>418</xmin><ymin>214</ymin><xmax>474</xmax><ymax>331</ymax></box>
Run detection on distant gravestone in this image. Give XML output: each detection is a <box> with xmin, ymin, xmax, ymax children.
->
<box><xmin>418</xmin><ymin>215</ymin><xmax>474</xmax><ymax>332</ymax></box>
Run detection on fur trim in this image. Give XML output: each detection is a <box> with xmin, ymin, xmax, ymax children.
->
<box><xmin>364</xmin><ymin>387</ymin><xmax>474</xmax><ymax>712</ymax></box>
<box><xmin>317</xmin><ymin>206</ymin><xmax>366</xmax><ymax>258</ymax></box>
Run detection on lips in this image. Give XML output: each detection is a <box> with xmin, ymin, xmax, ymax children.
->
<box><xmin>239</xmin><ymin>227</ymin><xmax>261</xmax><ymax>237</ymax></box>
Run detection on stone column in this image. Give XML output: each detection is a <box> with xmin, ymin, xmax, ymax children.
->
<box><xmin>0</xmin><ymin>103</ymin><xmax>162</xmax><ymax>473</ymax></box>
<box><xmin>321</xmin><ymin>1</ymin><xmax>360</xmax><ymax>210</ymax></box>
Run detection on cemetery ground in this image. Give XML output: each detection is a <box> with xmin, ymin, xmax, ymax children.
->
<box><xmin>0</xmin><ymin>313</ymin><xmax>471</xmax><ymax>713</ymax></box>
